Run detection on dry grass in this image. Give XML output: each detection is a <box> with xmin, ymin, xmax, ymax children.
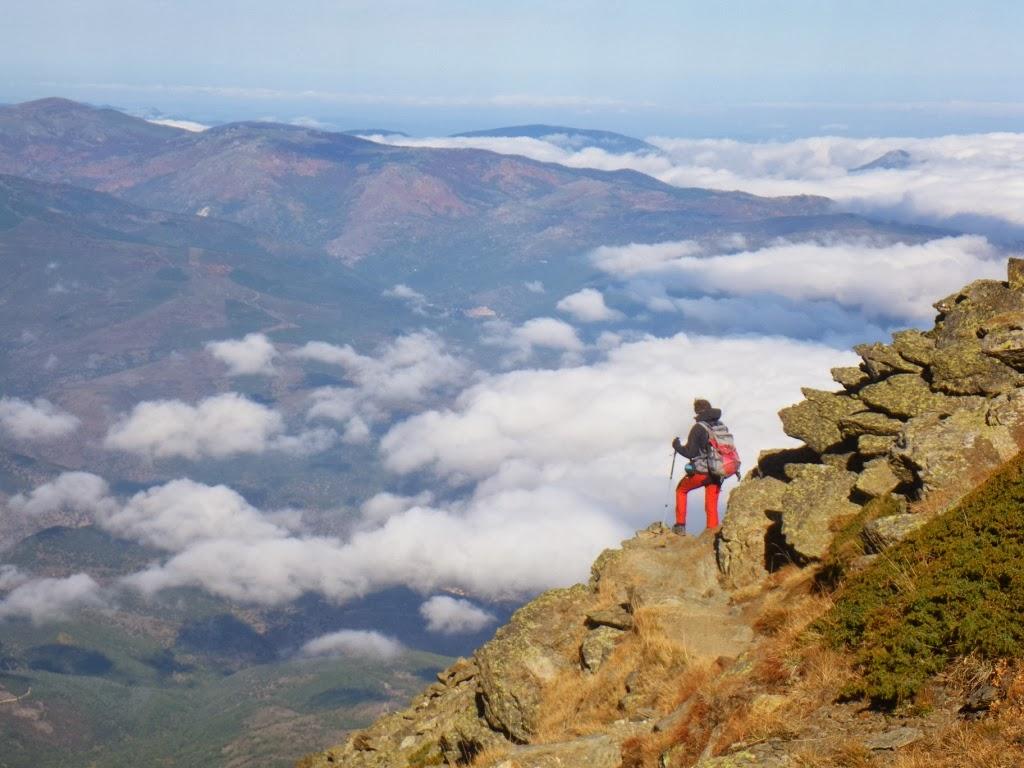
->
<box><xmin>888</xmin><ymin>664</ymin><xmax>1024</xmax><ymax>768</ymax></box>
<box><xmin>791</xmin><ymin>738</ymin><xmax>878</xmax><ymax>768</ymax></box>
<box><xmin>534</xmin><ymin>604</ymin><xmax>698</xmax><ymax>743</ymax></box>
<box><xmin>469</xmin><ymin>744</ymin><xmax>511</xmax><ymax>767</ymax></box>
<box><xmin>616</xmin><ymin>561</ymin><xmax>859</xmax><ymax>767</ymax></box>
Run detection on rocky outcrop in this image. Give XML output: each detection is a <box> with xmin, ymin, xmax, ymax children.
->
<box><xmin>308</xmin><ymin>526</ymin><xmax>747</xmax><ymax>768</ymax></box>
<box><xmin>718</xmin><ymin>259</ymin><xmax>1024</xmax><ymax>587</ymax></box>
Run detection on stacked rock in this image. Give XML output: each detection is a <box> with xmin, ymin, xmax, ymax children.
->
<box><xmin>717</xmin><ymin>258</ymin><xmax>1024</xmax><ymax>587</ymax></box>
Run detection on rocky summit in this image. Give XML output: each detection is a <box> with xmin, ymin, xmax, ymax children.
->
<box><xmin>301</xmin><ymin>258</ymin><xmax>1024</xmax><ymax>768</ymax></box>
<box><xmin>719</xmin><ymin>257</ymin><xmax>1024</xmax><ymax>587</ymax></box>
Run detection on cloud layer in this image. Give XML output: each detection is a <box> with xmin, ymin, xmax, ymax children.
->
<box><xmin>593</xmin><ymin>235</ymin><xmax>1006</xmax><ymax>323</ymax></box>
<box><xmin>369</xmin><ymin>132</ymin><xmax>1024</xmax><ymax>238</ymax></box>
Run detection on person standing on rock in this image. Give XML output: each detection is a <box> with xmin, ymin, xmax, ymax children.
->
<box><xmin>671</xmin><ymin>398</ymin><xmax>737</xmax><ymax>535</ymax></box>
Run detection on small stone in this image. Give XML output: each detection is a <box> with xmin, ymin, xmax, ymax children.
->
<box><xmin>981</xmin><ymin>327</ymin><xmax>1024</xmax><ymax>369</ymax></box>
<box><xmin>585</xmin><ymin>606</ymin><xmax>633</xmax><ymax>631</ymax></box>
<box><xmin>653</xmin><ymin>699</ymin><xmax>695</xmax><ymax>733</ymax></box>
<box><xmin>856</xmin><ymin>342</ymin><xmax>923</xmax><ymax>378</ymax></box>
<box><xmin>863</xmin><ymin>514</ymin><xmax>928</xmax><ymax>552</ymax></box>
<box><xmin>891</xmin><ymin>329</ymin><xmax>936</xmax><ymax>367</ymax></box>
<box><xmin>581</xmin><ymin>626</ymin><xmax>624</xmax><ymax>672</ymax></box>
<box><xmin>855</xmin><ymin>459</ymin><xmax>900</xmax><ymax>498</ymax></box>
<box><xmin>755</xmin><ymin>445</ymin><xmax>820</xmax><ymax>479</ymax></box>
<box><xmin>832</xmin><ymin>366</ymin><xmax>870</xmax><ymax>390</ymax></box>
<box><xmin>863</xmin><ymin>726</ymin><xmax>923</xmax><ymax>751</ymax></box>
<box><xmin>839</xmin><ymin>410</ymin><xmax>905</xmax><ymax>438</ymax></box>
<box><xmin>858</xmin><ymin>434</ymin><xmax>896</xmax><ymax>457</ymax></box>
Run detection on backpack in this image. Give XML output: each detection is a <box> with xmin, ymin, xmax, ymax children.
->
<box><xmin>699</xmin><ymin>422</ymin><xmax>741</xmax><ymax>480</ymax></box>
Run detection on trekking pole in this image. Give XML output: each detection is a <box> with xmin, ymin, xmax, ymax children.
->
<box><xmin>663</xmin><ymin>450</ymin><xmax>677</xmax><ymax>527</ymax></box>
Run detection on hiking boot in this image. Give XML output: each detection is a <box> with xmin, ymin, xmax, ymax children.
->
<box><xmin>671</xmin><ymin>524</ymin><xmax>686</xmax><ymax>536</ymax></box>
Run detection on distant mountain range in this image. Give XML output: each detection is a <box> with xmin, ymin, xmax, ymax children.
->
<box><xmin>0</xmin><ymin>98</ymin><xmax>929</xmax><ymax>308</ymax></box>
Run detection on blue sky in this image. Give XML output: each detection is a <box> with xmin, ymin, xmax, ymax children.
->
<box><xmin>4</xmin><ymin>0</ymin><xmax>1024</xmax><ymax>137</ymax></box>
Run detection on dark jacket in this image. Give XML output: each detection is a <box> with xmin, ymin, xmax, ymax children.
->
<box><xmin>674</xmin><ymin>407</ymin><xmax>723</xmax><ymax>460</ymax></box>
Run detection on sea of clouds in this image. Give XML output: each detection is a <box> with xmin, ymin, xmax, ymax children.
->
<box><xmin>2</xmin><ymin>128</ymin><xmax>1022</xmax><ymax>652</ymax></box>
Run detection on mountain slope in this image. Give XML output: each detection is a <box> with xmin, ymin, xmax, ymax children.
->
<box><xmin>302</xmin><ymin>258</ymin><xmax>1024</xmax><ymax>767</ymax></box>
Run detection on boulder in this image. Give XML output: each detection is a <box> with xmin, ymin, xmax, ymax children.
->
<box><xmin>855</xmin><ymin>342</ymin><xmax>923</xmax><ymax>377</ymax></box>
<box><xmin>858</xmin><ymin>374</ymin><xmax>961</xmax><ymax>419</ymax></box>
<box><xmin>891</xmin><ymin>329</ymin><xmax>936</xmax><ymax>367</ymax></box>
<box><xmin>778</xmin><ymin>389</ymin><xmax>864</xmax><ymax>454</ymax></box>
<box><xmin>1009</xmin><ymin>257</ymin><xmax>1024</xmax><ymax>290</ymax></box>
<box><xmin>858</xmin><ymin>434</ymin><xmax>896</xmax><ymax>458</ymax></box>
<box><xmin>591</xmin><ymin>525</ymin><xmax>720</xmax><ymax>606</ymax></box>
<box><xmin>475</xmin><ymin>584</ymin><xmax>591</xmax><ymax>742</ymax></box>
<box><xmin>929</xmin><ymin>338</ymin><xmax>1022</xmax><ymax>395</ymax></box>
<box><xmin>831</xmin><ymin>365</ymin><xmax>869</xmax><ymax>391</ymax></box>
<box><xmin>580</xmin><ymin>625</ymin><xmax>623</xmax><ymax>672</ymax></box>
<box><xmin>981</xmin><ymin>326</ymin><xmax>1024</xmax><ymax>370</ymax></box>
<box><xmin>986</xmin><ymin>390</ymin><xmax>1024</xmax><ymax>444</ymax></box>
<box><xmin>863</xmin><ymin>514</ymin><xmax>928</xmax><ymax>552</ymax></box>
<box><xmin>755</xmin><ymin>446</ymin><xmax>820</xmax><ymax>479</ymax></box>
<box><xmin>892</xmin><ymin>407</ymin><xmax>1019</xmax><ymax>498</ymax></box>
<box><xmin>585</xmin><ymin>605</ymin><xmax>633</xmax><ymax>631</ymax></box>
<box><xmin>778</xmin><ymin>464</ymin><xmax>860</xmax><ymax>561</ymax></box>
<box><xmin>716</xmin><ymin>476</ymin><xmax>788</xmax><ymax>587</ymax></box>
<box><xmin>855</xmin><ymin>459</ymin><xmax>900</xmax><ymax>498</ymax></box>
<box><xmin>932</xmin><ymin>279</ymin><xmax>1024</xmax><ymax>340</ymax></box>
<box><xmin>839</xmin><ymin>410</ymin><xmax>904</xmax><ymax>438</ymax></box>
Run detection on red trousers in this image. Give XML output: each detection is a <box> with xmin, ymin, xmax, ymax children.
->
<box><xmin>675</xmin><ymin>473</ymin><xmax>720</xmax><ymax>529</ymax></box>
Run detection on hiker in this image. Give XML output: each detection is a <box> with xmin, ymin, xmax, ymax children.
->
<box><xmin>671</xmin><ymin>398</ymin><xmax>739</xmax><ymax>535</ymax></box>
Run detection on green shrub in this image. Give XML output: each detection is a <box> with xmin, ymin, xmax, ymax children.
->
<box><xmin>820</xmin><ymin>453</ymin><xmax>1024</xmax><ymax>707</ymax></box>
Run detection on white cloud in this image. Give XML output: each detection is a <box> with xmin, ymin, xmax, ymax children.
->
<box><xmin>296</xmin><ymin>332</ymin><xmax>469</xmax><ymax>440</ymax></box>
<box><xmin>593</xmin><ymin>235</ymin><xmax>1005</xmax><ymax>323</ymax></box>
<box><xmin>0</xmin><ymin>574</ymin><xmax>104</xmax><ymax>624</ymax></box>
<box><xmin>483</xmin><ymin>317</ymin><xmax>584</xmax><ymax>365</ymax></box>
<box><xmin>8</xmin><ymin>472</ymin><xmax>113</xmax><ymax>517</ymax></box>
<box><xmin>205</xmin><ymin>333</ymin><xmax>277</xmax><ymax>376</ymax></box>
<box><xmin>146</xmin><ymin>117</ymin><xmax>209</xmax><ymax>132</ymax></box>
<box><xmin>0</xmin><ymin>397</ymin><xmax>80</xmax><ymax>440</ymax></box>
<box><xmin>105</xmin><ymin>393</ymin><xmax>286</xmax><ymax>459</ymax></box>
<box><xmin>382</xmin><ymin>284</ymin><xmax>430</xmax><ymax>315</ymax></box>
<box><xmin>420</xmin><ymin>595</ymin><xmax>496</xmax><ymax>635</ymax></box>
<box><xmin>0</xmin><ymin>565</ymin><xmax>27</xmax><ymax>591</ymax></box>
<box><xmin>360</xmin><ymin>491</ymin><xmax>434</xmax><ymax>526</ymax></box>
<box><xmin>299</xmin><ymin>629</ymin><xmax>403</xmax><ymax>660</ymax></box>
<box><xmin>556</xmin><ymin>288</ymin><xmax>623</xmax><ymax>323</ymax></box>
<box><xmin>590</xmin><ymin>240</ymin><xmax>704</xmax><ymax>277</ymax></box>
<box><xmin>100</xmin><ymin>479</ymin><xmax>288</xmax><ymax>552</ymax></box>
<box><xmin>268</xmin><ymin>427</ymin><xmax>339</xmax><ymax>456</ymax></box>
<box><xmin>103</xmin><ymin>394</ymin><xmax>335</xmax><ymax>460</ymax></box>
<box><xmin>524</xmin><ymin>280</ymin><xmax>545</xmax><ymax>293</ymax></box>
